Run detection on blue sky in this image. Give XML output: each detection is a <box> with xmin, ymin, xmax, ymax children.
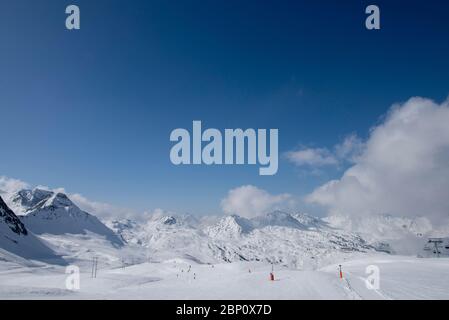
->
<box><xmin>1</xmin><ymin>0</ymin><xmax>448</xmax><ymax>216</ymax></box>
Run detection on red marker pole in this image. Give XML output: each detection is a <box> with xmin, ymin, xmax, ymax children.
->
<box><xmin>339</xmin><ymin>265</ymin><xmax>343</xmax><ymax>279</ymax></box>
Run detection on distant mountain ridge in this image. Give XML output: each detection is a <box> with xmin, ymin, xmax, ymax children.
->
<box><xmin>107</xmin><ymin>211</ymin><xmax>376</xmax><ymax>268</ymax></box>
<box><xmin>2</xmin><ymin>184</ymin><xmax>448</xmax><ymax>267</ymax></box>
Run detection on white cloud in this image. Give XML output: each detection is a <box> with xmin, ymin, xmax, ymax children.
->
<box><xmin>69</xmin><ymin>193</ymin><xmax>138</xmax><ymax>221</ymax></box>
<box><xmin>285</xmin><ymin>148</ymin><xmax>337</xmax><ymax>166</ymax></box>
<box><xmin>221</xmin><ymin>185</ymin><xmax>292</xmax><ymax>218</ymax></box>
<box><xmin>286</xmin><ymin>134</ymin><xmax>364</xmax><ymax>168</ymax></box>
<box><xmin>334</xmin><ymin>134</ymin><xmax>364</xmax><ymax>162</ymax></box>
<box><xmin>0</xmin><ymin>176</ymin><xmax>30</xmax><ymax>195</ymax></box>
<box><xmin>307</xmin><ymin>96</ymin><xmax>449</xmax><ymax>223</ymax></box>
<box><xmin>143</xmin><ymin>208</ymin><xmax>179</xmax><ymax>221</ymax></box>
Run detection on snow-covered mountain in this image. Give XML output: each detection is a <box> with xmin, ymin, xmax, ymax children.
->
<box><xmin>8</xmin><ymin>188</ymin><xmax>54</xmax><ymax>215</ymax></box>
<box><xmin>107</xmin><ymin>211</ymin><xmax>376</xmax><ymax>269</ymax></box>
<box><xmin>106</xmin><ymin>215</ymin><xmax>213</xmax><ymax>262</ymax></box>
<box><xmin>205</xmin><ymin>215</ymin><xmax>254</xmax><ymax>239</ymax></box>
<box><xmin>0</xmin><ymin>195</ymin><xmax>61</xmax><ymax>262</ymax></box>
<box><xmin>3</xmin><ymin>185</ymin><xmax>446</xmax><ymax>269</ymax></box>
<box><xmin>204</xmin><ymin>211</ymin><xmax>314</xmax><ymax>240</ymax></box>
<box><xmin>205</xmin><ymin>212</ymin><xmax>375</xmax><ymax>268</ymax></box>
<box><xmin>9</xmin><ymin>189</ymin><xmax>123</xmax><ymax>246</ymax></box>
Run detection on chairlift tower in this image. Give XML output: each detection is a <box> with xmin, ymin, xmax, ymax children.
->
<box><xmin>428</xmin><ymin>238</ymin><xmax>444</xmax><ymax>258</ymax></box>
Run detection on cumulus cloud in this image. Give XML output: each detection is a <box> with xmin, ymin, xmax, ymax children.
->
<box><xmin>221</xmin><ymin>185</ymin><xmax>292</xmax><ymax>218</ymax></box>
<box><xmin>286</xmin><ymin>134</ymin><xmax>364</xmax><ymax>168</ymax></box>
<box><xmin>306</xmin><ymin>97</ymin><xmax>449</xmax><ymax>223</ymax></box>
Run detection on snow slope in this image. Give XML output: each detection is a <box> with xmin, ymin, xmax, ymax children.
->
<box><xmin>0</xmin><ymin>195</ymin><xmax>62</xmax><ymax>263</ymax></box>
<box><xmin>321</xmin><ymin>255</ymin><xmax>449</xmax><ymax>300</ymax></box>
<box><xmin>1</xmin><ymin>255</ymin><xmax>449</xmax><ymax>300</ymax></box>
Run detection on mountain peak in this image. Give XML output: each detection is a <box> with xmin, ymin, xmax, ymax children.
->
<box><xmin>206</xmin><ymin>215</ymin><xmax>253</xmax><ymax>239</ymax></box>
<box><xmin>10</xmin><ymin>188</ymin><xmax>53</xmax><ymax>214</ymax></box>
<box><xmin>11</xmin><ymin>188</ymin><xmax>82</xmax><ymax>215</ymax></box>
<box><xmin>43</xmin><ymin>192</ymin><xmax>75</xmax><ymax>209</ymax></box>
<box><xmin>161</xmin><ymin>216</ymin><xmax>177</xmax><ymax>225</ymax></box>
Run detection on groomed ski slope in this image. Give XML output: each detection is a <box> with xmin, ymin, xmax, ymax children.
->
<box><xmin>1</xmin><ymin>255</ymin><xmax>449</xmax><ymax>299</ymax></box>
